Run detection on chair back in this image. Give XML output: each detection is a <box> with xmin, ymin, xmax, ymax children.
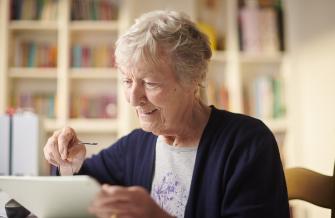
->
<box><xmin>285</xmin><ymin>165</ymin><xmax>334</xmax><ymax>217</ymax></box>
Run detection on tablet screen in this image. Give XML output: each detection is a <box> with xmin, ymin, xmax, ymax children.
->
<box><xmin>0</xmin><ymin>176</ymin><xmax>100</xmax><ymax>218</ymax></box>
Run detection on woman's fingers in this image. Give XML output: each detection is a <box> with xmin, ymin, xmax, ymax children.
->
<box><xmin>89</xmin><ymin>185</ymin><xmax>159</xmax><ymax>218</ymax></box>
<box><xmin>93</xmin><ymin>185</ymin><xmax>131</xmax><ymax>206</ymax></box>
<box><xmin>43</xmin><ymin>127</ymin><xmax>85</xmax><ymax>171</ymax></box>
<box><xmin>66</xmin><ymin>142</ymin><xmax>86</xmax><ymax>173</ymax></box>
<box><xmin>67</xmin><ymin>143</ymin><xmax>85</xmax><ymax>160</ymax></box>
<box><xmin>48</xmin><ymin>153</ymin><xmax>61</xmax><ymax>167</ymax></box>
<box><xmin>43</xmin><ymin>150</ymin><xmax>59</xmax><ymax>167</ymax></box>
<box><xmin>50</xmin><ymin>136</ymin><xmax>63</xmax><ymax>164</ymax></box>
<box><xmin>44</xmin><ymin>131</ymin><xmax>62</xmax><ymax>165</ymax></box>
<box><xmin>89</xmin><ymin>197</ymin><xmax>131</xmax><ymax>218</ymax></box>
<box><xmin>58</xmin><ymin>127</ymin><xmax>77</xmax><ymax>160</ymax></box>
<box><xmin>89</xmin><ymin>185</ymin><xmax>131</xmax><ymax>216</ymax></box>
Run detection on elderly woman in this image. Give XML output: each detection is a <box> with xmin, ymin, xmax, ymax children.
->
<box><xmin>44</xmin><ymin>10</ymin><xmax>289</xmax><ymax>218</ymax></box>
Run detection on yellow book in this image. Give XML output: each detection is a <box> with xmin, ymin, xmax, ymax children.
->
<box><xmin>197</xmin><ymin>22</ymin><xmax>217</xmax><ymax>51</ymax></box>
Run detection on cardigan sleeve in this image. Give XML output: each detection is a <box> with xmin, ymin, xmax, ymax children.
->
<box><xmin>221</xmin><ymin>123</ymin><xmax>289</xmax><ymax>218</ymax></box>
<box><xmin>50</xmin><ymin>139</ymin><xmax>126</xmax><ymax>181</ymax></box>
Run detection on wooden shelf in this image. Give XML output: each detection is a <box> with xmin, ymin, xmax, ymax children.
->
<box><xmin>69</xmin><ymin>68</ymin><xmax>118</xmax><ymax>79</ymax></box>
<box><xmin>9</xmin><ymin>20</ymin><xmax>58</xmax><ymax>31</ymax></box>
<box><xmin>239</xmin><ymin>53</ymin><xmax>283</xmax><ymax>64</ymax></box>
<box><xmin>263</xmin><ymin>118</ymin><xmax>287</xmax><ymax>133</ymax></box>
<box><xmin>70</xmin><ymin>21</ymin><xmax>118</xmax><ymax>31</ymax></box>
<box><xmin>44</xmin><ymin>118</ymin><xmax>60</xmax><ymax>132</ymax></box>
<box><xmin>211</xmin><ymin>51</ymin><xmax>228</xmax><ymax>62</ymax></box>
<box><xmin>9</xmin><ymin>68</ymin><xmax>57</xmax><ymax>79</ymax></box>
<box><xmin>45</xmin><ymin>118</ymin><xmax>118</xmax><ymax>133</ymax></box>
<box><xmin>68</xmin><ymin>119</ymin><xmax>118</xmax><ymax>133</ymax></box>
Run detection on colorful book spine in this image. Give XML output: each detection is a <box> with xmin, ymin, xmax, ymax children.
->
<box><xmin>70</xmin><ymin>93</ymin><xmax>117</xmax><ymax>119</ymax></box>
<box><xmin>14</xmin><ymin>92</ymin><xmax>56</xmax><ymax>118</ymax></box>
<box><xmin>238</xmin><ymin>0</ymin><xmax>284</xmax><ymax>53</ymax></box>
<box><xmin>206</xmin><ymin>79</ymin><xmax>230</xmax><ymax>110</ymax></box>
<box><xmin>259</xmin><ymin>8</ymin><xmax>279</xmax><ymax>54</ymax></box>
<box><xmin>246</xmin><ymin>74</ymin><xmax>286</xmax><ymax>119</ymax></box>
<box><xmin>71</xmin><ymin>0</ymin><xmax>119</xmax><ymax>21</ymax></box>
<box><xmin>239</xmin><ymin>0</ymin><xmax>261</xmax><ymax>53</ymax></box>
<box><xmin>272</xmin><ymin>77</ymin><xmax>285</xmax><ymax>118</ymax></box>
<box><xmin>71</xmin><ymin>44</ymin><xmax>115</xmax><ymax>68</ymax></box>
<box><xmin>11</xmin><ymin>0</ymin><xmax>58</xmax><ymax>20</ymax></box>
<box><xmin>72</xmin><ymin>44</ymin><xmax>82</xmax><ymax>68</ymax></box>
<box><xmin>15</xmin><ymin>40</ymin><xmax>57</xmax><ymax>67</ymax></box>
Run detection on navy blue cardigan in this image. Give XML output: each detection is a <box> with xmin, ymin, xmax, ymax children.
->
<box><xmin>76</xmin><ymin>107</ymin><xmax>289</xmax><ymax>218</ymax></box>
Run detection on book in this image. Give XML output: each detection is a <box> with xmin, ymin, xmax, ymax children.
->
<box><xmin>11</xmin><ymin>0</ymin><xmax>58</xmax><ymax>21</ymax></box>
<box><xmin>239</xmin><ymin>0</ymin><xmax>283</xmax><ymax>53</ymax></box>
<box><xmin>239</xmin><ymin>0</ymin><xmax>261</xmax><ymax>53</ymax></box>
<box><xmin>71</xmin><ymin>44</ymin><xmax>115</xmax><ymax>68</ymax></box>
<box><xmin>259</xmin><ymin>7</ymin><xmax>279</xmax><ymax>54</ymax></box>
<box><xmin>70</xmin><ymin>93</ymin><xmax>117</xmax><ymax>119</ymax></box>
<box><xmin>15</xmin><ymin>40</ymin><xmax>57</xmax><ymax>67</ymax></box>
<box><xmin>206</xmin><ymin>79</ymin><xmax>230</xmax><ymax>110</ymax></box>
<box><xmin>245</xmin><ymin>73</ymin><xmax>285</xmax><ymax>119</ymax></box>
<box><xmin>71</xmin><ymin>0</ymin><xmax>119</xmax><ymax>21</ymax></box>
<box><xmin>272</xmin><ymin>77</ymin><xmax>285</xmax><ymax>118</ymax></box>
<box><xmin>15</xmin><ymin>92</ymin><xmax>56</xmax><ymax>118</ymax></box>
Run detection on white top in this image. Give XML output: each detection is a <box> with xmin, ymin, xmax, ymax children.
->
<box><xmin>151</xmin><ymin>136</ymin><xmax>198</xmax><ymax>218</ymax></box>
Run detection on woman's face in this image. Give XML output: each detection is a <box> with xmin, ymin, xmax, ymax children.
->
<box><xmin>120</xmin><ymin>60</ymin><xmax>196</xmax><ymax>136</ymax></box>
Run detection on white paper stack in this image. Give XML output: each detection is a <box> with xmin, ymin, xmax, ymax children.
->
<box><xmin>12</xmin><ymin>112</ymin><xmax>46</xmax><ymax>176</ymax></box>
<box><xmin>0</xmin><ymin>115</ymin><xmax>10</xmax><ymax>175</ymax></box>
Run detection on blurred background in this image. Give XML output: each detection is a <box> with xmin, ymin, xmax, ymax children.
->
<box><xmin>0</xmin><ymin>0</ymin><xmax>334</xmax><ymax>217</ymax></box>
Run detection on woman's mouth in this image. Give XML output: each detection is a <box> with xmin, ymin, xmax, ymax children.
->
<box><xmin>139</xmin><ymin>109</ymin><xmax>158</xmax><ymax>116</ymax></box>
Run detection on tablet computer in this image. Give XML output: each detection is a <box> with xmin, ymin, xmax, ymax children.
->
<box><xmin>0</xmin><ymin>175</ymin><xmax>100</xmax><ymax>218</ymax></box>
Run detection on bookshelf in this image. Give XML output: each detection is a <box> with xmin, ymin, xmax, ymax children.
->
<box><xmin>0</xmin><ymin>0</ymin><xmax>126</xmax><ymax>155</ymax></box>
<box><xmin>197</xmin><ymin>0</ymin><xmax>294</xmax><ymax>214</ymax></box>
<box><xmin>2</xmin><ymin>1</ymin><xmax>333</xmax><ymax>217</ymax></box>
<box><xmin>197</xmin><ymin>0</ymin><xmax>288</xmax><ymax>134</ymax></box>
<box><xmin>0</xmin><ymin>0</ymin><xmax>289</xmax><ymax>150</ymax></box>
<box><xmin>197</xmin><ymin>2</ymin><xmax>300</xmax><ymax>214</ymax></box>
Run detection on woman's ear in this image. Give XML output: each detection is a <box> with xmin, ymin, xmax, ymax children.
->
<box><xmin>192</xmin><ymin>81</ymin><xmax>201</xmax><ymax>97</ymax></box>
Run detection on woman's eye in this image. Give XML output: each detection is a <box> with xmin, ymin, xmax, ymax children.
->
<box><xmin>122</xmin><ymin>79</ymin><xmax>132</xmax><ymax>87</ymax></box>
<box><xmin>144</xmin><ymin>82</ymin><xmax>158</xmax><ymax>89</ymax></box>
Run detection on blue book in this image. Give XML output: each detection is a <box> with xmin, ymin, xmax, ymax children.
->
<box><xmin>28</xmin><ymin>42</ymin><xmax>37</xmax><ymax>67</ymax></box>
<box><xmin>72</xmin><ymin>44</ymin><xmax>82</xmax><ymax>68</ymax></box>
<box><xmin>48</xmin><ymin>95</ymin><xmax>55</xmax><ymax>118</ymax></box>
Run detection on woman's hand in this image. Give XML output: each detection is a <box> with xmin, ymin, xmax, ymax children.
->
<box><xmin>43</xmin><ymin>127</ymin><xmax>86</xmax><ymax>175</ymax></box>
<box><xmin>89</xmin><ymin>185</ymin><xmax>174</xmax><ymax>218</ymax></box>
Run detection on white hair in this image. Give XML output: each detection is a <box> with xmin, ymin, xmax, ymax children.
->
<box><xmin>115</xmin><ymin>10</ymin><xmax>212</xmax><ymax>85</ymax></box>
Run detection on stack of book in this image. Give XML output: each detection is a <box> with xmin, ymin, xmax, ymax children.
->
<box><xmin>11</xmin><ymin>0</ymin><xmax>58</xmax><ymax>20</ymax></box>
<box><xmin>238</xmin><ymin>0</ymin><xmax>284</xmax><ymax>54</ymax></box>
<box><xmin>206</xmin><ymin>80</ymin><xmax>230</xmax><ymax>110</ymax></box>
<box><xmin>71</xmin><ymin>44</ymin><xmax>115</xmax><ymax>68</ymax></box>
<box><xmin>71</xmin><ymin>0</ymin><xmax>119</xmax><ymax>20</ymax></box>
<box><xmin>15</xmin><ymin>40</ymin><xmax>57</xmax><ymax>67</ymax></box>
<box><xmin>13</xmin><ymin>92</ymin><xmax>56</xmax><ymax>118</ymax></box>
<box><xmin>70</xmin><ymin>94</ymin><xmax>117</xmax><ymax>119</ymax></box>
<box><xmin>245</xmin><ymin>74</ymin><xmax>285</xmax><ymax>119</ymax></box>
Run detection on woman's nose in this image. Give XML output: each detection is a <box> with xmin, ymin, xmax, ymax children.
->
<box><xmin>129</xmin><ymin>83</ymin><xmax>146</xmax><ymax>106</ymax></box>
